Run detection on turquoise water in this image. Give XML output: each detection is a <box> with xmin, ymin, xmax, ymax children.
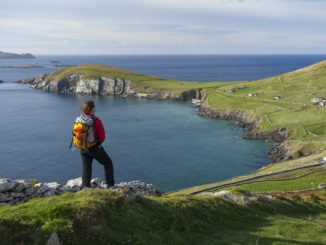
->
<box><xmin>3</xmin><ymin>54</ymin><xmax>324</xmax><ymax>191</ymax></box>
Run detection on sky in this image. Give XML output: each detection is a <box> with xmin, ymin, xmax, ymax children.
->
<box><xmin>1</xmin><ymin>0</ymin><xmax>326</xmax><ymax>55</ymax></box>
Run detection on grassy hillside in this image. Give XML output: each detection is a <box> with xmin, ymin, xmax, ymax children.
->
<box><xmin>47</xmin><ymin>64</ymin><xmax>226</xmax><ymax>94</ymax></box>
<box><xmin>0</xmin><ymin>188</ymin><xmax>325</xmax><ymax>244</ymax></box>
<box><xmin>203</xmin><ymin>61</ymin><xmax>326</xmax><ymax>153</ymax></box>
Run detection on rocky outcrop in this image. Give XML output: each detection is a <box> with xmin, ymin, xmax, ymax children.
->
<box><xmin>197</xmin><ymin>106</ymin><xmax>290</xmax><ymax>162</ymax></box>
<box><xmin>199</xmin><ymin>190</ymin><xmax>273</xmax><ymax>204</ymax></box>
<box><xmin>0</xmin><ymin>177</ymin><xmax>159</xmax><ymax>206</ymax></box>
<box><xmin>17</xmin><ymin>74</ymin><xmax>198</xmax><ymax>101</ymax></box>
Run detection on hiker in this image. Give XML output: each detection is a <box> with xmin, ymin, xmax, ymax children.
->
<box><xmin>72</xmin><ymin>101</ymin><xmax>115</xmax><ymax>188</ymax></box>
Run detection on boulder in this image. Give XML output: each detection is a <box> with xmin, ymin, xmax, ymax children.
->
<box><xmin>45</xmin><ymin>182</ymin><xmax>62</xmax><ymax>190</ymax></box>
<box><xmin>240</xmin><ymin>196</ymin><xmax>251</xmax><ymax>204</ymax></box>
<box><xmin>10</xmin><ymin>192</ymin><xmax>26</xmax><ymax>198</ymax></box>
<box><xmin>218</xmin><ymin>194</ymin><xmax>237</xmax><ymax>203</ymax></box>
<box><xmin>259</xmin><ymin>195</ymin><xmax>273</xmax><ymax>202</ymax></box>
<box><xmin>66</xmin><ymin>177</ymin><xmax>82</xmax><ymax>191</ymax></box>
<box><xmin>0</xmin><ymin>178</ymin><xmax>15</xmax><ymax>192</ymax></box>
<box><xmin>24</xmin><ymin>187</ymin><xmax>37</xmax><ymax>195</ymax></box>
<box><xmin>91</xmin><ymin>178</ymin><xmax>101</xmax><ymax>188</ymax></box>
<box><xmin>13</xmin><ymin>179</ymin><xmax>34</xmax><ymax>192</ymax></box>
<box><xmin>318</xmin><ymin>183</ymin><xmax>326</xmax><ymax>189</ymax></box>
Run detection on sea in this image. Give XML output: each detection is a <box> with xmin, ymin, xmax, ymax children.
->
<box><xmin>1</xmin><ymin>54</ymin><xmax>326</xmax><ymax>192</ymax></box>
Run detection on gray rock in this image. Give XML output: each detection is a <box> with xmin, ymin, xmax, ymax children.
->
<box><xmin>62</xmin><ymin>185</ymin><xmax>72</xmax><ymax>192</ymax></box>
<box><xmin>15</xmin><ymin>179</ymin><xmax>34</xmax><ymax>189</ymax></box>
<box><xmin>0</xmin><ymin>80</ymin><xmax>3</xmax><ymax>83</ymax></box>
<box><xmin>0</xmin><ymin>193</ymin><xmax>10</xmax><ymax>198</ymax></box>
<box><xmin>38</xmin><ymin>185</ymin><xmax>55</xmax><ymax>196</ymax></box>
<box><xmin>318</xmin><ymin>183</ymin><xmax>326</xmax><ymax>189</ymax></box>
<box><xmin>66</xmin><ymin>177</ymin><xmax>82</xmax><ymax>191</ymax></box>
<box><xmin>219</xmin><ymin>194</ymin><xmax>237</xmax><ymax>203</ymax></box>
<box><xmin>259</xmin><ymin>195</ymin><xmax>273</xmax><ymax>202</ymax></box>
<box><xmin>34</xmin><ymin>183</ymin><xmax>43</xmax><ymax>188</ymax></box>
<box><xmin>0</xmin><ymin>196</ymin><xmax>13</xmax><ymax>202</ymax></box>
<box><xmin>214</xmin><ymin>190</ymin><xmax>231</xmax><ymax>196</ymax></box>
<box><xmin>24</xmin><ymin>187</ymin><xmax>37</xmax><ymax>195</ymax></box>
<box><xmin>91</xmin><ymin>178</ymin><xmax>101</xmax><ymax>188</ymax></box>
<box><xmin>240</xmin><ymin>196</ymin><xmax>251</xmax><ymax>204</ymax></box>
<box><xmin>0</xmin><ymin>178</ymin><xmax>15</xmax><ymax>192</ymax></box>
<box><xmin>10</xmin><ymin>192</ymin><xmax>26</xmax><ymax>198</ymax></box>
<box><xmin>46</xmin><ymin>232</ymin><xmax>61</xmax><ymax>245</ymax></box>
<box><xmin>45</xmin><ymin>182</ymin><xmax>62</xmax><ymax>192</ymax></box>
<box><xmin>1</xmin><ymin>177</ymin><xmax>158</xmax><ymax>205</ymax></box>
<box><xmin>12</xmin><ymin>183</ymin><xmax>25</xmax><ymax>192</ymax></box>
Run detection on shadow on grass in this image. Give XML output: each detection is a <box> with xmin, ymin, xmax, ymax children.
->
<box><xmin>0</xmin><ymin>190</ymin><xmax>325</xmax><ymax>244</ymax></box>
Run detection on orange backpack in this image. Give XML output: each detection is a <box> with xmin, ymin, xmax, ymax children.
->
<box><xmin>70</xmin><ymin>114</ymin><xmax>97</xmax><ymax>150</ymax></box>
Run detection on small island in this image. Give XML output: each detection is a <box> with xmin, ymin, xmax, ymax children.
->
<box><xmin>0</xmin><ymin>51</ymin><xmax>35</xmax><ymax>59</ymax></box>
<box><xmin>0</xmin><ymin>65</ymin><xmax>43</xmax><ymax>68</ymax></box>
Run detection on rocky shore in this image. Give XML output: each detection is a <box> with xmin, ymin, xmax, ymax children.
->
<box><xmin>197</xmin><ymin>105</ymin><xmax>290</xmax><ymax>162</ymax></box>
<box><xmin>0</xmin><ymin>178</ymin><xmax>159</xmax><ymax>206</ymax></box>
<box><xmin>17</xmin><ymin>74</ymin><xmax>197</xmax><ymax>101</ymax></box>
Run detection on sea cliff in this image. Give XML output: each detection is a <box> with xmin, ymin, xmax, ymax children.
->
<box><xmin>17</xmin><ymin>73</ymin><xmax>197</xmax><ymax>101</ymax></box>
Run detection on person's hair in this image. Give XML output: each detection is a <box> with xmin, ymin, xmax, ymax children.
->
<box><xmin>81</xmin><ymin>101</ymin><xmax>95</xmax><ymax>114</ymax></box>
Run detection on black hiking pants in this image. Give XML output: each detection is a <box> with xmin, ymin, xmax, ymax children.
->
<box><xmin>80</xmin><ymin>146</ymin><xmax>115</xmax><ymax>187</ymax></box>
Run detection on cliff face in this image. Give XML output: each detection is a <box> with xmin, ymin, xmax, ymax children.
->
<box><xmin>197</xmin><ymin>106</ymin><xmax>291</xmax><ymax>162</ymax></box>
<box><xmin>17</xmin><ymin>74</ymin><xmax>197</xmax><ymax>101</ymax></box>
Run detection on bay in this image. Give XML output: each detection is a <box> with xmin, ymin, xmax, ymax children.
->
<box><xmin>2</xmin><ymin>54</ymin><xmax>324</xmax><ymax>191</ymax></box>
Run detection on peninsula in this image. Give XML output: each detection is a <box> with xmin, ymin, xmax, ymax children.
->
<box><xmin>0</xmin><ymin>51</ymin><xmax>35</xmax><ymax>59</ymax></box>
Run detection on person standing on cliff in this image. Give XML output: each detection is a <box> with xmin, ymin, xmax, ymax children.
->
<box><xmin>75</xmin><ymin>101</ymin><xmax>115</xmax><ymax>188</ymax></box>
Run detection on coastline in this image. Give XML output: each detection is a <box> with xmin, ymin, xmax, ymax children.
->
<box><xmin>197</xmin><ymin>105</ymin><xmax>290</xmax><ymax>163</ymax></box>
<box><xmin>17</xmin><ymin>72</ymin><xmax>289</xmax><ymax>163</ymax></box>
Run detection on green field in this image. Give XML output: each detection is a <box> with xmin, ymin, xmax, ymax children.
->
<box><xmin>1</xmin><ymin>188</ymin><xmax>326</xmax><ymax>244</ymax></box>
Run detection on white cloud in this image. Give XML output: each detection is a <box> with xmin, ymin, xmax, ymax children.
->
<box><xmin>1</xmin><ymin>0</ymin><xmax>326</xmax><ymax>54</ymax></box>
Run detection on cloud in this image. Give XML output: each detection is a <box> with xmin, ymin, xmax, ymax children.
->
<box><xmin>1</xmin><ymin>0</ymin><xmax>326</xmax><ymax>54</ymax></box>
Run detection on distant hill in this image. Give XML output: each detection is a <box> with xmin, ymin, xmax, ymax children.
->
<box><xmin>0</xmin><ymin>51</ymin><xmax>35</xmax><ymax>59</ymax></box>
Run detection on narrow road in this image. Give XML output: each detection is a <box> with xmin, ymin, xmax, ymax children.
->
<box><xmin>189</xmin><ymin>162</ymin><xmax>326</xmax><ymax>195</ymax></box>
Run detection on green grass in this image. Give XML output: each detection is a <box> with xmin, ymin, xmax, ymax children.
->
<box><xmin>214</xmin><ymin>169</ymin><xmax>326</xmax><ymax>193</ymax></box>
<box><xmin>0</xmin><ymin>188</ymin><xmax>326</xmax><ymax>244</ymax></box>
<box><xmin>47</xmin><ymin>64</ymin><xmax>223</xmax><ymax>95</ymax></box>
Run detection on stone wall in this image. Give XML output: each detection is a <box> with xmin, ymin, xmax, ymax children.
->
<box><xmin>0</xmin><ymin>178</ymin><xmax>158</xmax><ymax>206</ymax></box>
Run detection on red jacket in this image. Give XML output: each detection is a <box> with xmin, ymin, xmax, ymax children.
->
<box><xmin>87</xmin><ymin>114</ymin><xmax>106</xmax><ymax>143</ymax></box>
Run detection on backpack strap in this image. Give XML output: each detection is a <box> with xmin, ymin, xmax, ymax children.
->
<box><xmin>90</xmin><ymin>116</ymin><xmax>101</xmax><ymax>146</ymax></box>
